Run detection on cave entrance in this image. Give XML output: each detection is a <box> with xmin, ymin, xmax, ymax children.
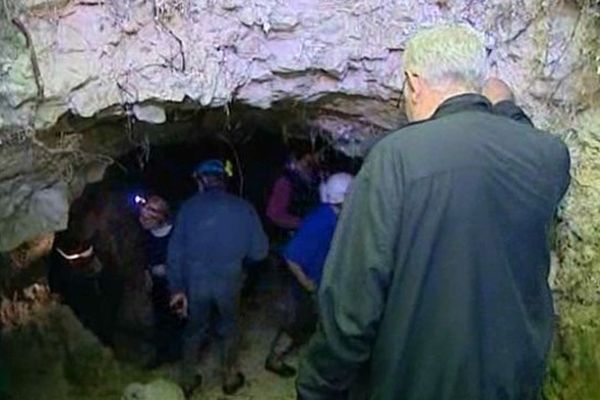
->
<box><xmin>69</xmin><ymin>101</ymin><xmax>365</xmax><ymax>233</ymax></box>
<box><xmin>41</xmin><ymin>101</ymin><xmax>365</xmax><ymax>370</ymax></box>
<box><xmin>1</xmin><ymin>94</ymin><xmax>402</xmax><ymax>398</ymax></box>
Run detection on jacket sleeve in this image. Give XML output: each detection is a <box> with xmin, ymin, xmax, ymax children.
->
<box><xmin>247</xmin><ymin>205</ymin><xmax>269</xmax><ymax>262</ymax></box>
<box><xmin>167</xmin><ymin>208</ymin><xmax>186</xmax><ymax>294</ymax></box>
<box><xmin>492</xmin><ymin>100</ymin><xmax>534</xmax><ymax>126</ymax></box>
<box><xmin>297</xmin><ymin>142</ymin><xmax>404</xmax><ymax>399</ymax></box>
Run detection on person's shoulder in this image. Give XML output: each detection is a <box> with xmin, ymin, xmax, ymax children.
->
<box><xmin>360</xmin><ymin>126</ymin><xmax>418</xmax><ymax>175</ymax></box>
<box><xmin>313</xmin><ymin>203</ymin><xmax>336</xmax><ymax>219</ymax></box>
<box><xmin>530</xmin><ymin>127</ymin><xmax>570</xmax><ymax>164</ymax></box>
<box><xmin>301</xmin><ymin>204</ymin><xmax>335</xmax><ymax>228</ymax></box>
<box><xmin>223</xmin><ymin>192</ymin><xmax>258</xmax><ymax>213</ymax></box>
<box><xmin>303</xmin><ymin>204</ymin><xmax>326</xmax><ymax>221</ymax></box>
<box><xmin>483</xmin><ymin>111</ymin><xmax>570</xmax><ymax>168</ymax></box>
<box><xmin>223</xmin><ymin>191</ymin><xmax>249</xmax><ymax>204</ymax></box>
<box><xmin>178</xmin><ymin>194</ymin><xmax>201</xmax><ymax>213</ymax></box>
<box><xmin>270</xmin><ymin>173</ymin><xmax>292</xmax><ymax>190</ymax></box>
<box><xmin>276</xmin><ymin>173</ymin><xmax>292</xmax><ymax>183</ymax></box>
<box><xmin>492</xmin><ymin>100</ymin><xmax>534</xmax><ymax>126</ymax></box>
<box><xmin>367</xmin><ymin>119</ymin><xmax>438</xmax><ymax>156</ymax></box>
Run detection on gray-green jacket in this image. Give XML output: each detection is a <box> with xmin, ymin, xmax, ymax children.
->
<box><xmin>297</xmin><ymin>94</ymin><xmax>570</xmax><ymax>400</ymax></box>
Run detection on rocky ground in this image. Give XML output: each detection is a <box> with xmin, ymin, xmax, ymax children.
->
<box><xmin>0</xmin><ymin>266</ymin><xmax>299</xmax><ymax>400</ymax></box>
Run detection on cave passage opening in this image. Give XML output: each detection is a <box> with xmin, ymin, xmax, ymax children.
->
<box><xmin>1</xmin><ymin>101</ymin><xmax>370</xmax><ymax>399</ymax></box>
<box><xmin>64</xmin><ymin>101</ymin><xmax>366</xmax><ymax>247</ymax></box>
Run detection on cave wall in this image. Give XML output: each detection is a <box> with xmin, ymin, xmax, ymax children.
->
<box><xmin>1</xmin><ymin>0</ymin><xmax>594</xmax><ymax>251</ymax></box>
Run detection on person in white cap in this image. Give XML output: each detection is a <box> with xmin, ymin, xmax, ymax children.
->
<box><xmin>265</xmin><ymin>172</ymin><xmax>354</xmax><ymax>378</ymax></box>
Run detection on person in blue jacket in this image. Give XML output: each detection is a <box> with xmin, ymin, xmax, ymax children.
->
<box><xmin>265</xmin><ymin>173</ymin><xmax>354</xmax><ymax>377</ymax></box>
<box><xmin>167</xmin><ymin>159</ymin><xmax>268</xmax><ymax>396</ymax></box>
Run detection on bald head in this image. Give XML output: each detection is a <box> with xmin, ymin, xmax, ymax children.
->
<box><xmin>483</xmin><ymin>78</ymin><xmax>514</xmax><ymax>104</ymax></box>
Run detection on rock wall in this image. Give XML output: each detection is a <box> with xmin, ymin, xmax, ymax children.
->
<box><xmin>1</xmin><ymin>300</ymin><xmax>152</xmax><ymax>400</ymax></box>
<box><xmin>0</xmin><ymin>0</ymin><xmax>591</xmax><ymax>251</ymax></box>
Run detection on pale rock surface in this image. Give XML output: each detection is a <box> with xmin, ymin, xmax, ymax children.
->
<box><xmin>0</xmin><ymin>0</ymin><xmax>592</xmax><ymax>251</ymax></box>
<box><xmin>123</xmin><ymin>379</ymin><xmax>185</xmax><ymax>400</ymax></box>
<box><xmin>2</xmin><ymin>0</ymin><xmax>582</xmax><ymax>131</ymax></box>
<box><xmin>133</xmin><ymin>103</ymin><xmax>167</xmax><ymax>123</ymax></box>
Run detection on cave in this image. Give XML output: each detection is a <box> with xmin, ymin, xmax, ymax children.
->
<box><xmin>1</xmin><ymin>0</ymin><xmax>600</xmax><ymax>399</ymax></box>
<box><xmin>1</xmin><ymin>100</ymin><xmax>371</xmax><ymax>400</ymax></box>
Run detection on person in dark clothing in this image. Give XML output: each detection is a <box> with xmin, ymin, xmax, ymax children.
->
<box><xmin>265</xmin><ymin>173</ymin><xmax>354</xmax><ymax>378</ymax></box>
<box><xmin>137</xmin><ymin>195</ymin><xmax>184</xmax><ymax>367</ymax></box>
<box><xmin>297</xmin><ymin>24</ymin><xmax>571</xmax><ymax>400</ymax></box>
<box><xmin>168</xmin><ymin>159</ymin><xmax>268</xmax><ymax>396</ymax></box>
<box><xmin>47</xmin><ymin>234</ymin><xmax>121</xmax><ymax>346</ymax></box>
<box><xmin>266</xmin><ymin>140</ymin><xmax>321</xmax><ymax>240</ymax></box>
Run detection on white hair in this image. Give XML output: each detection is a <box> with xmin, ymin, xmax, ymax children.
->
<box><xmin>404</xmin><ymin>24</ymin><xmax>487</xmax><ymax>92</ymax></box>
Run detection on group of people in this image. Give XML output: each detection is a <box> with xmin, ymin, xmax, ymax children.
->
<box><xmin>134</xmin><ymin>149</ymin><xmax>353</xmax><ymax>396</ymax></box>
<box><xmin>52</xmin><ymin>23</ymin><xmax>571</xmax><ymax>400</ymax></box>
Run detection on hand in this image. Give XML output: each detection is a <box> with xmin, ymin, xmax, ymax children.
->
<box><xmin>144</xmin><ymin>271</ymin><xmax>153</xmax><ymax>293</ymax></box>
<box><xmin>303</xmin><ymin>279</ymin><xmax>317</xmax><ymax>293</ymax></box>
<box><xmin>170</xmin><ymin>292</ymin><xmax>188</xmax><ymax>318</ymax></box>
<box><xmin>482</xmin><ymin>77</ymin><xmax>515</xmax><ymax>105</ymax></box>
<box><xmin>150</xmin><ymin>264</ymin><xmax>167</xmax><ymax>277</ymax></box>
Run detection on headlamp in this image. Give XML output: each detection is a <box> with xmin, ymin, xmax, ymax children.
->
<box><xmin>225</xmin><ymin>160</ymin><xmax>234</xmax><ymax>178</ymax></box>
<box><xmin>56</xmin><ymin>245</ymin><xmax>94</xmax><ymax>261</ymax></box>
<box><xmin>134</xmin><ymin>195</ymin><xmax>147</xmax><ymax>206</ymax></box>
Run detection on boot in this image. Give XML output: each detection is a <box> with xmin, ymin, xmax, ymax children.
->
<box><xmin>222</xmin><ymin>372</ymin><xmax>245</xmax><ymax>395</ymax></box>
<box><xmin>265</xmin><ymin>355</ymin><xmax>297</xmax><ymax>378</ymax></box>
<box><xmin>265</xmin><ymin>330</ymin><xmax>297</xmax><ymax>378</ymax></box>
<box><xmin>173</xmin><ymin>361</ymin><xmax>203</xmax><ymax>399</ymax></box>
<box><xmin>181</xmin><ymin>373</ymin><xmax>202</xmax><ymax>399</ymax></box>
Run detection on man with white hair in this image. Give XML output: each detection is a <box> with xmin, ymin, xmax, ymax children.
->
<box><xmin>297</xmin><ymin>24</ymin><xmax>571</xmax><ymax>400</ymax></box>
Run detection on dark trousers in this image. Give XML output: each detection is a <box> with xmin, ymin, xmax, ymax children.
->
<box><xmin>268</xmin><ymin>288</ymin><xmax>318</xmax><ymax>361</ymax></box>
<box><xmin>151</xmin><ymin>276</ymin><xmax>184</xmax><ymax>363</ymax></box>
<box><xmin>51</xmin><ymin>264</ymin><xmax>121</xmax><ymax>346</ymax></box>
<box><xmin>180</xmin><ymin>285</ymin><xmax>241</xmax><ymax>384</ymax></box>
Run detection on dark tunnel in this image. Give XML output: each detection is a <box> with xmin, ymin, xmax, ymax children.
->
<box><xmin>43</xmin><ymin>112</ymin><xmax>364</xmax><ymax>381</ymax></box>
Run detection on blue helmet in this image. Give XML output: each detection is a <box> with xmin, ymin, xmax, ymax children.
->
<box><xmin>194</xmin><ymin>159</ymin><xmax>225</xmax><ymax>176</ymax></box>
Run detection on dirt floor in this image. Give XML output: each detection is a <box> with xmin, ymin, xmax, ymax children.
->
<box><xmin>0</xmin><ymin>258</ymin><xmax>300</xmax><ymax>400</ymax></box>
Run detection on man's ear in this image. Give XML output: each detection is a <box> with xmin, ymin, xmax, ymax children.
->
<box><xmin>406</xmin><ymin>72</ymin><xmax>423</xmax><ymax>104</ymax></box>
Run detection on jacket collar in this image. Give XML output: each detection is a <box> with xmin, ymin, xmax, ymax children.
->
<box><xmin>431</xmin><ymin>93</ymin><xmax>492</xmax><ymax>120</ymax></box>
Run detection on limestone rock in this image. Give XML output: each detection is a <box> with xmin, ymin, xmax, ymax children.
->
<box><xmin>0</xmin><ymin>0</ymin><xmax>583</xmax><ymax>132</ymax></box>
<box><xmin>133</xmin><ymin>103</ymin><xmax>167</xmax><ymax>124</ymax></box>
<box><xmin>1</xmin><ymin>302</ymin><xmax>122</xmax><ymax>400</ymax></box>
<box><xmin>0</xmin><ymin>179</ymin><xmax>69</xmax><ymax>251</ymax></box>
<box><xmin>22</xmin><ymin>0</ymin><xmax>70</xmax><ymax>10</ymax></box>
<box><xmin>0</xmin><ymin>0</ymin><xmax>591</xmax><ymax>252</ymax></box>
<box><xmin>123</xmin><ymin>379</ymin><xmax>185</xmax><ymax>400</ymax></box>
